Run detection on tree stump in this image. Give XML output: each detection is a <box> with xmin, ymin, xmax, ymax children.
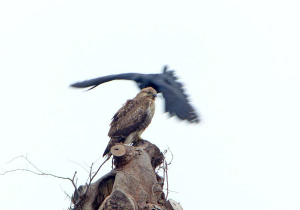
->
<box><xmin>72</xmin><ymin>140</ymin><xmax>183</xmax><ymax>210</ymax></box>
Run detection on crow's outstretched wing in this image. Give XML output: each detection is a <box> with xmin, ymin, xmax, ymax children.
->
<box><xmin>161</xmin><ymin>85</ymin><xmax>199</xmax><ymax>123</ymax></box>
<box><xmin>152</xmin><ymin>70</ymin><xmax>200</xmax><ymax>123</ymax></box>
<box><xmin>70</xmin><ymin>73</ymin><xmax>142</xmax><ymax>91</ymax></box>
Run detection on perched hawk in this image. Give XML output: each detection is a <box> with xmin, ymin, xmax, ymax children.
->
<box><xmin>70</xmin><ymin>65</ymin><xmax>199</xmax><ymax>123</ymax></box>
<box><xmin>103</xmin><ymin>87</ymin><xmax>157</xmax><ymax>157</ymax></box>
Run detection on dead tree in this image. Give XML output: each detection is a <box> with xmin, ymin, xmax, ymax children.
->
<box><xmin>72</xmin><ymin>140</ymin><xmax>183</xmax><ymax>210</ymax></box>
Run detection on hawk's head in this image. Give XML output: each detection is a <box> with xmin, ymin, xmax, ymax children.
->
<box><xmin>138</xmin><ymin>87</ymin><xmax>157</xmax><ymax>100</ymax></box>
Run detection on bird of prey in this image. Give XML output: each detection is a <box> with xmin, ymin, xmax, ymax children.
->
<box><xmin>103</xmin><ymin>87</ymin><xmax>157</xmax><ymax>157</ymax></box>
<box><xmin>70</xmin><ymin>65</ymin><xmax>199</xmax><ymax>123</ymax></box>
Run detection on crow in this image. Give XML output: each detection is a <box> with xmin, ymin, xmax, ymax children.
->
<box><xmin>70</xmin><ymin>65</ymin><xmax>200</xmax><ymax>123</ymax></box>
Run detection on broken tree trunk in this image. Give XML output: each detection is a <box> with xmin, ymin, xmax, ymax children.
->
<box><xmin>71</xmin><ymin>140</ymin><xmax>183</xmax><ymax>210</ymax></box>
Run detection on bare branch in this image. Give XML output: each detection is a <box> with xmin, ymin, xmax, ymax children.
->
<box><xmin>165</xmin><ymin>160</ymin><xmax>169</xmax><ymax>200</ymax></box>
<box><xmin>68</xmin><ymin>159</ymin><xmax>89</xmax><ymax>173</ymax></box>
<box><xmin>89</xmin><ymin>156</ymin><xmax>110</xmax><ymax>185</ymax></box>
<box><xmin>86</xmin><ymin>163</ymin><xmax>94</xmax><ymax>184</ymax></box>
<box><xmin>22</xmin><ymin>155</ymin><xmax>44</xmax><ymax>173</ymax></box>
<box><xmin>1</xmin><ymin>168</ymin><xmax>71</xmax><ymax>181</ymax></box>
<box><xmin>163</xmin><ymin>188</ymin><xmax>179</xmax><ymax>193</ymax></box>
<box><xmin>166</xmin><ymin>146</ymin><xmax>174</xmax><ymax>165</ymax></box>
<box><xmin>6</xmin><ymin>155</ymin><xmax>23</xmax><ymax>164</ymax></box>
<box><xmin>93</xmin><ymin>155</ymin><xmax>104</xmax><ymax>165</ymax></box>
<box><xmin>83</xmin><ymin>161</ymin><xmax>90</xmax><ymax>168</ymax></box>
<box><xmin>1</xmin><ymin>155</ymin><xmax>79</xmax><ymax>197</ymax></box>
<box><xmin>60</xmin><ymin>185</ymin><xmax>72</xmax><ymax>201</ymax></box>
<box><xmin>72</xmin><ymin>171</ymin><xmax>78</xmax><ymax>192</ymax></box>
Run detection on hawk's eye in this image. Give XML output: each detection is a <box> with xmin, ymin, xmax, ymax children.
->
<box><xmin>147</xmin><ymin>91</ymin><xmax>151</xmax><ymax>94</ymax></box>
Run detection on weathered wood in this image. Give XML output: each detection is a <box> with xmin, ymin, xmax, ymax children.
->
<box><xmin>72</xmin><ymin>140</ymin><xmax>181</xmax><ymax>210</ymax></box>
<box><xmin>165</xmin><ymin>199</ymin><xmax>183</xmax><ymax>210</ymax></box>
<box><xmin>99</xmin><ymin>190</ymin><xmax>138</xmax><ymax>210</ymax></box>
<box><xmin>110</xmin><ymin>144</ymin><xmax>126</xmax><ymax>157</ymax></box>
<box><xmin>132</xmin><ymin>140</ymin><xmax>164</xmax><ymax>169</ymax></box>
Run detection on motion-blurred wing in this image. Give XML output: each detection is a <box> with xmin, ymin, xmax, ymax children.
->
<box><xmin>70</xmin><ymin>73</ymin><xmax>141</xmax><ymax>91</ymax></box>
<box><xmin>159</xmin><ymin>84</ymin><xmax>199</xmax><ymax>123</ymax></box>
<box><xmin>154</xmin><ymin>68</ymin><xmax>199</xmax><ymax>123</ymax></box>
<box><xmin>161</xmin><ymin>66</ymin><xmax>184</xmax><ymax>90</ymax></box>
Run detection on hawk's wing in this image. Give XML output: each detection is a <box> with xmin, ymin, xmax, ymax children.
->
<box><xmin>70</xmin><ymin>73</ymin><xmax>142</xmax><ymax>91</ymax></box>
<box><xmin>108</xmin><ymin>99</ymin><xmax>150</xmax><ymax>137</ymax></box>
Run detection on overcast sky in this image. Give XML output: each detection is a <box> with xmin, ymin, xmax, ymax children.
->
<box><xmin>0</xmin><ymin>1</ymin><xmax>299</xmax><ymax>210</ymax></box>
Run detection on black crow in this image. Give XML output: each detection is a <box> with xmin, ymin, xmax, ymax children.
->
<box><xmin>70</xmin><ymin>65</ymin><xmax>200</xmax><ymax>123</ymax></box>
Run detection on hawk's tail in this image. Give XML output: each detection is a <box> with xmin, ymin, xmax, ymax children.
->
<box><xmin>103</xmin><ymin>137</ymin><xmax>123</xmax><ymax>157</ymax></box>
<box><xmin>103</xmin><ymin>142</ymin><xmax>112</xmax><ymax>157</ymax></box>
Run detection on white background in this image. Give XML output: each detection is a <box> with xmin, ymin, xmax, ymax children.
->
<box><xmin>0</xmin><ymin>1</ymin><xmax>299</xmax><ymax>210</ymax></box>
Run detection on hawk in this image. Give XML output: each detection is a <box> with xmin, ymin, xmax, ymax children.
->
<box><xmin>70</xmin><ymin>65</ymin><xmax>199</xmax><ymax>123</ymax></box>
<box><xmin>103</xmin><ymin>87</ymin><xmax>157</xmax><ymax>157</ymax></box>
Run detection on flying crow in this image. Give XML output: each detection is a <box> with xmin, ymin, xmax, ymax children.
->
<box><xmin>70</xmin><ymin>65</ymin><xmax>200</xmax><ymax>123</ymax></box>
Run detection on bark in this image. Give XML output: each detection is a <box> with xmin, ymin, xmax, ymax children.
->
<box><xmin>71</xmin><ymin>140</ymin><xmax>183</xmax><ymax>210</ymax></box>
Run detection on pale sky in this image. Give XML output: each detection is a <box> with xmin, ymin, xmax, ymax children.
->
<box><xmin>0</xmin><ymin>1</ymin><xmax>299</xmax><ymax>210</ymax></box>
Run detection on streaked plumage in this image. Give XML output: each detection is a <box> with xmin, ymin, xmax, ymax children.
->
<box><xmin>103</xmin><ymin>87</ymin><xmax>157</xmax><ymax>157</ymax></box>
<box><xmin>70</xmin><ymin>65</ymin><xmax>199</xmax><ymax>123</ymax></box>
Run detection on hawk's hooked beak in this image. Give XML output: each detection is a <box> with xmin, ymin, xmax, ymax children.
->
<box><xmin>153</xmin><ymin>93</ymin><xmax>157</xmax><ymax>98</ymax></box>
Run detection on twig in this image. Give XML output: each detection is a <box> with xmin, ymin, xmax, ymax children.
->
<box><xmin>68</xmin><ymin>159</ymin><xmax>89</xmax><ymax>173</ymax></box>
<box><xmin>86</xmin><ymin>163</ymin><xmax>94</xmax><ymax>184</ymax></box>
<box><xmin>2</xmin><ymin>154</ymin><xmax>111</xmax><ymax>210</ymax></box>
<box><xmin>93</xmin><ymin>155</ymin><xmax>104</xmax><ymax>165</ymax></box>
<box><xmin>83</xmin><ymin>161</ymin><xmax>90</xmax><ymax>168</ymax></box>
<box><xmin>1</xmin><ymin>155</ymin><xmax>79</xmax><ymax>197</ymax></box>
<box><xmin>163</xmin><ymin>188</ymin><xmax>179</xmax><ymax>193</ymax></box>
<box><xmin>166</xmin><ymin>146</ymin><xmax>174</xmax><ymax>165</ymax></box>
<box><xmin>60</xmin><ymin>185</ymin><xmax>72</xmax><ymax>200</ymax></box>
<box><xmin>22</xmin><ymin>155</ymin><xmax>44</xmax><ymax>173</ymax></box>
<box><xmin>6</xmin><ymin>155</ymin><xmax>23</xmax><ymax>164</ymax></box>
<box><xmin>165</xmin><ymin>160</ymin><xmax>169</xmax><ymax>200</ymax></box>
<box><xmin>89</xmin><ymin>156</ymin><xmax>110</xmax><ymax>185</ymax></box>
<box><xmin>156</xmin><ymin>147</ymin><xmax>174</xmax><ymax>200</ymax></box>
